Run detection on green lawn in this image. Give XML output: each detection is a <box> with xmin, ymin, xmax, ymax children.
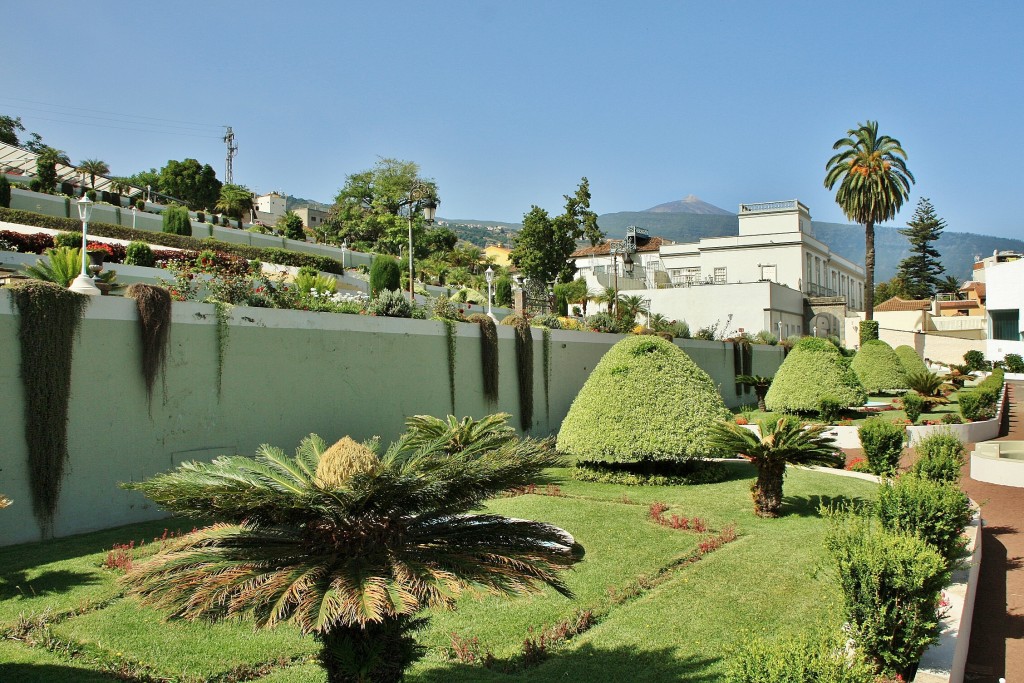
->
<box><xmin>0</xmin><ymin>464</ymin><xmax>877</xmax><ymax>682</ymax></box>
<box><xmin>734</xmin><ymin>391</ymin><xmax>964</xmax><ymax>427</ymax></box>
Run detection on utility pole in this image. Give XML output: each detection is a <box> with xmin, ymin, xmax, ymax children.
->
<box><xmin>223</xmin><ymin>126</ymin><xmax>238</xmax><ymax>184</ymax></box>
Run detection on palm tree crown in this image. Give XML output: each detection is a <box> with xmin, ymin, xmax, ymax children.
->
<box><xmin>824</xmin><ymin>121</ymin><xmax>914</xmax><ymax>320</ymax></box>
<box><xmin>121</xmin><ymin>413</ymin><xmax>578</xmax><ymax>682</ymax></box>
<box><xmin>77</xmin><ymin>158</ymin><xmax>110</xmax><ymax>189</ymax></box>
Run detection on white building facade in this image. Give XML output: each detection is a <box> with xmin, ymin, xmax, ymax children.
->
<box><xmin>570</xmin><ymin>200</ymin><xmax>865</xmax><ymax>340</ymax></box>
<box><xmin>983</xmin><ymin>255</ymin><xmax>1024</xmax><ymax>361</ymax></box>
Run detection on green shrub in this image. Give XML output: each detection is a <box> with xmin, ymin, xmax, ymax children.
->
<box><xmin>818</xmin><ymin>397</ymin><xmax>843</xmax><ymax>424</ymax></box>
<box><xmin>858</xmin><ymin>418</ymin><xmax>904</xmax><ymax>476</ymax></box>
<box><xmin>824</xmin><ymin>513</ymin><xmax>948</xmax><ymax>677</ymax></box>
<box><xmin>196</xmin><ymin>211</ymin><xmax>205</xmax><ymax>223</ymax></box>
<box><xmin>220</xmin><ymin>215</ymin><xmax>229</xmax><ymax>227</ymax></box>
<box><xmin>726</xmin><ymin>627</ymin><xmax>876</xmax><ymax>683</ymax></box>
<box><xmin>135</xmin><ymin>198</ymin><xmax>145</xmax><ymax>210</ymax></box>
<box><xmin>0</xmin><ymin>174</ymin><xmax>10</xmax><ymax>208</ymax></box>
<box><xmin>432</xmin><ymin>294</ymin><xmax>465</xmax><ymax>321</ymax></box>
<box><xmin>530</xmin><ymin>313</ymin><xmax>561</xmax><ymax>329</ymax></box>
<box><xmin>752</xmin><ymin>329</ymin><xmax>778</xmax><ymax>345</ymax></box>
<box><xmin>162</xmin><ymin>204</ymin><xmax>192</xmax><ymax>236</ymax></box>
<box><xmin>764</xmin><ymin>337</ymin><xmax>867</xmax><ymax>413</ymax></box>
<box><xmin>557</xmin><ymin>335</ymin><xmax>730</xmax><ymax>462</ymax></box>
<box><xmin>941</xmin><ymin>413</ymin><xmax>963</xmax><ymax>425</ymax></box>
<box><xmin>86</xmin><ymin>189</ymin><xmax>97</xmax><ymax>202</ymax></box>
<box><xmin>957</xmin><ymin>390</ymin><xmax>986</xmax><ymax>421</ymax></box>
<box><xmin>859</xmin><ymin>320</ymin><xmax>879</xmax><ymax>345</ymax></box>
<box><xmin>366</xmin><ymin>288</ymin><xmax>412</xmax><ymax>318</ymax></box>
<box><xmin>894</xmin><ymin>345</ymin><xmax>928</xmax><ymax>376</ymax></box>
<box><xmin>277</xmin><ymin>210</ymin><xmax>306</xmax><ymax>241</ymax></box>
<box><xmin>902</xmin><ymin>392</ymin><xmax>924</xmax><ymax>424</ymax></box>
<box><xmin>124</xmin><ymin>241</ymin><xmax>155</xmax><ymax>267</ymax></box>
<box><xmin>294</xmin><ymin>271</ymin><xmax>337</xmax><ymax>295</ymax></box>
<box><xmin>1005</xmin><ymin>353</ymin><xmax>1024</xmax><ymax>373</ymax></box>
<box><xmin>905</xmin><ymin>370</ymin><xmax>944</xmax><ymax>398</ymax></box>
<box><xmin>22</xmin><ymin>247</ymin><xmax>82</xmax><ymax>287</ymax></box>
<box><xmin>877</xmin><ymin>473</ymin><xmax>973</xmax><ymax>569</ymax></box>
<box><xmin>851</xmin><ymin>339</ymin><xmax>907</xmax><ymax>393</ymax></box>
<box><xmin>571</xmin><ymin>459</ymin><xmax>727</xmax><ymax>487</ymax></box>
<box><xmin>369</xmin><ymin>256</ymin><xmax>401</xmax><ymax>296</ymax></box>
<box><xmin>54</xmin><ymin>231</ymin><xmax>82</xmax><ymax>248</ymax></box>
<box><xmin>963</xmin><ymin>349</ymin><xmax>986</xmax><ymax>372</ymax></box>
<box><xmin>585</xmin><ymin>311</ymin><xmax>625</xmax><ymax>333</ymax></box>
<box><xmin>911</xmin><ymin>432</ymin><xmax>965</xmax><ymax>484</ymax></box>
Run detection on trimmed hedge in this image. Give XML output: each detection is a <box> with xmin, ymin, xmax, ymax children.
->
<box><xmin>858</xmin><ymin>418</ymin><xmax>904</xmax><ymax>476</ymax></box>
<box><xmin>851</xmin><ymin>339</ymin><xmax>907</xmax><ymax>393</ymax></box>
<box><xmin>764</xmin><ymin>337</ymin><xmax>867</xmax><ymax>413</ymax></box>
<box><xmin>894</xmin><ymin>345</ymin><xmax>928</xmax><ymax>377</ymax></box>
<box><xmin>877</xmin><ymin>474</ymin><xmax>973</xmax><ymax>569</ymax></box>
<box><xmin>0</xmin><ymin>207</ymin><xmax>345</xmax><ymax>274</ymax></box>
<box><xmin>557</xmin><ymin>336</ymin><xmax>730</xmax><ymax>462</ymax></box>
<box><xmin>859</xmin><ymin>320</ymin><xmax>879</xmax><ymax>345</ymax></box>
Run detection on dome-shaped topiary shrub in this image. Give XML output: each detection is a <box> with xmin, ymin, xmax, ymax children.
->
<box><xmin>894</xmin><ymin>345</ymin><xmax>928</xmax><ymax>377</ymax></box>
<box><xmin>557</xmin><ymin>336</ymin><xmax>729</xmax><ymax>462</ymax></box>
<box><xmin>765</xmin><ymin>337</ymin><xmax>867</xmax><ymax>413</ymax></box>
<box><xmin>851</xmin><ymin>339</ymin><xmax>907</xmax><ymax>393</ymax></box>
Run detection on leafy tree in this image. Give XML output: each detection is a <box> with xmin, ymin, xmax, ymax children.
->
<box><xmin>76</xmin><ymin>158</ymin><xmax>110</xmax><ymax>189</ymax></box>
<box><xmin>874</xmin><ymin>276</ymin><xmax>910</xmax><ymax>303</ymax></box>
<box><xmin>327</xmin><ymin>158</ymin><xmax>438</xmax><ymax>252</ymax></box>
<box><xmin>121</xmin><ymin>415</ymin><xmax>578</xmax><ymax>683</ymax></box>
<box><xmin>35</xmin><ymin>148</ymin><xmax>60</xmax><ymax>194</ymax></box>
<box><xmin>0</xmin><ymin>114</ymin><xmax>25</xmax><ymax>146</ymax></box>
<box><xmin>825</xmin><ymin>121</ymin><xmax>915</xmax><ymax>320</ymax></box>
<box><xmin>555</xmin><ymin>278</ymin><xmax>590</xmax><ymax>316</ymax></box>
<box><xmin>511</xmin><ymin>178</ymin><xmax>604</xmax><ymax>284</ymax></box>
<box><xmin>420</xmin><ymin>226</ymin><xmax>458</xmax><ymax>255</ymax></box>
<box><xmin>896</xmin><ymin>198</ymin><xmax>946</xmax><ymax>299</ymax></box>
<box><xmin>215</xmin><ymin>183</ymin><xmax>254</xmax><ymax>221</ymax></box>
<box><xmin>709</xmin><ymin>417</ymin><xmax>841</xmax><ymax>517</ymax></box>
<box><xmin>125</xmin><ymin>168</ymin><xmax>162</xmax><ymax>195</ymax></box>
<box><xmin>277</xmin><ymin>210</ymin><xmax>306</xmax><ymax>241</ymax></box>
<box><xmin>159</xmin><ymin>158</ymin><xmax>222</xmax><ymax>210</ymax></box>
<box><xmin>494</xmin><ymin>275</ymin><xmax>513</xmax><ymax>306</ymax></box>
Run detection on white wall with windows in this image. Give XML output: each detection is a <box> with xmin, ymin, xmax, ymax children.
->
<box><xmin>985</xmin><ymin>257</ymin><xmax>1024</xmax><ymax>360</ymax></box>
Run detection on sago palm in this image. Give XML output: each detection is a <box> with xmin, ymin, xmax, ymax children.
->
<box><xmin>824</xmin><ymin>121</ymin><xmax>914</xmax><ymax>321</ymax></box>
<box><xmin>23</xmin><ymin>247</ymin><xmax>82</xmax><ymax>288</ymax></box>
<box><xmin>708</xmin><ymin>417</ymin><xmax>841</xmax><ymax>517</ymax></box>
<box><xmin>736</xmin><ymin>374</ymin><xmax>773</xmax><ymax>412</ymax></box>
<box><xmin>121</xmin><ymin>413</ymin><xmax>579</xmax><ymax>683</ymax></box>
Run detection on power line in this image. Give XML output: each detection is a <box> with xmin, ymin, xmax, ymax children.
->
<box><xmin>1</xmin><ymin>103</ymin><xmax>227</xmax><ymax>134</ymax></box>
<box><xmin>0</xmin><ymin>96</ymin><xmax>222</xmax><ymax>129</ymax></box>
<box><xmin>18</xmin><ymin>115</ymin><xmax>224</xmax><ymax>140</ymax></box>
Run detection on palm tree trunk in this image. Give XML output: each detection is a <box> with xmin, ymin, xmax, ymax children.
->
<box><xmin>755</xmin><ymin>388</ymin><xmax>767</xmax><ymax>412</ymax></box>
<box><xmin>317</xmin><ymin>619</ymin><xmax>422</xmax><ymax>683</ymax></box>
<box><xmin>753</xmin><ymin>461</ymin><xmax>786</xmax><ymax>518</ymax></box>
<box><xmin>864</xmin><ymin>220</ymin><xmax>875</xmax><ymax>321</ymax></box>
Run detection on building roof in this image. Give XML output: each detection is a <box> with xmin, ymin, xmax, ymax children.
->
<box><xmin>874</xmin><ymin>296</ymin><xmax>932</xmax><ymax>312</ymax></box>
<box><xmin>961</xmin><ymin>281</ymin><xmax>986</xmax><ymax>297</ymax></box>
<box><xmin>570</xmin><ymin>236</ymin><xmax>671</xmax><ymax>258</ymax></box>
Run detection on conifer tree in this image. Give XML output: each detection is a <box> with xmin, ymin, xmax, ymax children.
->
<box><xmin>896</xmin><ymin>198</ymin><xmax>946</xmax><ymax>299</ymax></box>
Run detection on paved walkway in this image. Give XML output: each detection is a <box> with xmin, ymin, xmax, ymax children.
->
<box><xmin>961</xmin><ymin>381</ymin><xmax>1024</xmax><ymax>682</ymax></box>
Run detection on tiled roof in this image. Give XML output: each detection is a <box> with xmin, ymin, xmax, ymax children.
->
<box><xmin>961</xmin><ymin>281</ymin><xmax>986</xmax><ymax>296</ymax></box>
<box><xmin>570</xmin><ymin>236</ymin><xmax>672</xmax><ymax>258</ymax></box>
<box><xmin>938</xmin><ymin>300</ymin><xmax>980</xmax><ymax>309</ymax></box>
<box><xmin>874</xmin><ymin>296</ymin><xmax>932</xmax><ymax>312</ymax></box>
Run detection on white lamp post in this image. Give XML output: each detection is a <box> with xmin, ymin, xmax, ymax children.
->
<box><xmin>485</xmin><ymin>265</ymin><xmax>495</xmax><ymax>320</ymax></box>
<box><xmin>777</xmin><ymin>319</ymin><xmax>783</xmax><ymax>340</ymax></box>
<box><xmin>341</xmin><ymin>239</ymin><xmax>348</xmax><ymax>270</ymax></box>
<box><xmin>70</xmin><ymin>195</ymin><xmax>100</xmax><ymax>295</ymax></box>
<box><xmin>131</xmin><ymin>204</ymin><xmax>138</xmax><ymax>229</ymax></box>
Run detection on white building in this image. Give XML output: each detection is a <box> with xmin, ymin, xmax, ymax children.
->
<box><xmin>983</xmin><ymin>253</ymin><xmax>1024</xmax><ymax>361</ymax></box>
<box><xmin>254</xmin><ymin>192</ymin><xmax>287</xmax><ymax>226</ymax></box>
<box><xmin>569</xmin><ymin>200</ymin><xmax>865</xmax><ymax>340</ymax></box>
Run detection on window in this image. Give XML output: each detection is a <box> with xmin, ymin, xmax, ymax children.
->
<box><xmin>991</xmin><ymin>309</ymin><xmax>1021</xmax><ymax>341</ymax></box>
<box><xmin>806</xmin><ymin>254</ymin><xmax>813</xmax><ymax>290</ymax></box>
<box><xmin>714</xmin><ymin>267</ymin><xmax>727</xmax><ymax>283</ymax></box>
<box><xmin>760</xmin><ymin>264</ymin><xmax>777</xmax><ymax>282</ymax></box>
<box><xmin>682</xmin><ymin>267</ymin><xmax>701</xmax><ymax>284</ymax></box>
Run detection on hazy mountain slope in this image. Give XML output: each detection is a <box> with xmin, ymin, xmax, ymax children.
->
<box><xmin>645</xmin><ymin>194</ymin><xmax>734</xmax><ymax>215</ymax></box>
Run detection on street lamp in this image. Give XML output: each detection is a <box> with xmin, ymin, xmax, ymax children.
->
<box><xmin>406</xmin><ymin>189</ymin><xmax>438</xmax><ymax>302</ymax></box>
<box><xmin>485</xmin><ymin>265</ymin><xmax>495</xmax><ymax>319</ymax></box>
<box><xmin>69</xmin><ymin>195</ymin><xmax>100</xmax><ymax>295</ymax></box>
<box><xmin>131</xmin><ymin>204</ymin><xmax>137</xmax><ymax>229</ymax></box>
<box><xmin>609</xmin><ymin>241</ymin><xmax>635</xmax><ymax>317</ymax></box>
<box><xmin>341</xmin><ymin>239</ymin><xmax>348</xmax><ymax>270</ymax></box>
<box><xmin>777</xmin><ymin>319</ymin><xmax>783</xmax><ymax>340</ymax></box>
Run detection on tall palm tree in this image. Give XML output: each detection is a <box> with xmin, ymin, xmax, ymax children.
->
<box><xmin>824</xmin><ymin>121</ymin><xmax>914</xmax><ymax>321</ymax></box>
<box><xmin>121</xmin><ymin>414</ymin><xmax>578</xmax><ymax>683</ymax></box>
<box><xmin>708</xmin><ymin>417</ymin><xmax>841</xmax><ymax>517</ymax></box>
<box><xmin>216</xmin><ymin>183</ymin><xmax>255</xmax><ymax>221</ymax></box>
<box><xmin>76</xmin><ymin>158</ymin><xmax>110</xmax><ymax>189</ymax></box>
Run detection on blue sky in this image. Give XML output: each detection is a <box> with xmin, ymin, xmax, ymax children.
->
<box><xmin>5</xmin><ymin>1</ymin><xmax>1021</xmax><ymax>238</ymax></box>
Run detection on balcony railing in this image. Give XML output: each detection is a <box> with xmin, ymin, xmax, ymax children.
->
<box><xmin>739</xmin><ymin>200</ymin><xmax>799</xmax><ymax>213</ymax></box>
<box><xmin>806</xmin><ymin>283</ymin><xmax>838</xmax><ymax>297</ymax></box>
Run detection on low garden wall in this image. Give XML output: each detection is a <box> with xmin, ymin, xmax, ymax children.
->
<box><xmin>0</xmin><ymin>291</ymin><xmax>783</xmax><ymax>545</ymax></box>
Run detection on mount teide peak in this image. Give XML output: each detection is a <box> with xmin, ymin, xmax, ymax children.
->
<box><xmin>644</xmin><ymin>195</ymin><xmax>734</xmax><ymax>216</ymax></box>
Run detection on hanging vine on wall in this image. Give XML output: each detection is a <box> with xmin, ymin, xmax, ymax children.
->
<box><xmin>442</xmin><ymin>319</ymin><xmax>457</xmax><ymax>414</ymax></box>
<box><xmin>125</xmin><ymin>283</ymin><xmax>172</xmax><ymax>410</ymax></box>
<box><xmin>542</xmin><ymin>327</ymin><xmax>552</xmax><ymax>422</ymax></box>
<box><xmin>732</xmin><ymin>340</ymin><xmax>753</xmax><ymax>395</ymax></box>
<box><xmin>9</xmin><ymin>280</ymin><xmax>88</xmax><ymax>537</ymax></box>
<box><xmin>468</xmin><ymin>314</ymin><xmax>499</xmax><ymax>404</ymax></box>
<box><xmin>213</xmin><ymin>301</ymin><xmax>232</xmax><ymax>397</ymax></box>
<box><xmin>513</xmin><ymin>316</ymin><xmax>534</xmax><ymax>432</ymax></box>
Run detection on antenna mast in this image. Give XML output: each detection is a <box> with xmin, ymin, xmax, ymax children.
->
<box><xmin>223</xmin><ymin>126</ymin><xmax>238</xmax><ymax>184</ymax></box>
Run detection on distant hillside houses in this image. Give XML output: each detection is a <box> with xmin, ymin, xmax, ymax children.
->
<box><xmin>570</xmin><ymin>199</ymin><xmax>865</xmax><ymax>343</ymax></box>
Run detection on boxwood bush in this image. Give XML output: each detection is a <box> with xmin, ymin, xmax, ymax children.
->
<box><xmin>894</xmin><ymin>344</ymin><xmax>928</xmax><ymax>377</ymax></box>
<box><xmin>851</xmin><ymin>339</ymin><xmax>907</xmax><ymax>393</ymax></box>
<box><xmin>764</xmin><ymin>337</ymin><xmax>867</xmax><ymax>413</ymax></box>
<box><xmin>557</xmin><ymin>335</ymin><xmax>730</xmax><ymax>462</ymax></box>
<box><xmin>876</xmin><ymin>473</ymin><xmax>973</xmax><ymax>569</ymax></box>
<box><xmin>858</xmin><ymin>418</ymin><xmax>905</xmax><ymax>476</ymax></box>
<box><xmin>910</xmin><ymin>432</ymin><xmax>965</xmax><ymax>484</ymax></box>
